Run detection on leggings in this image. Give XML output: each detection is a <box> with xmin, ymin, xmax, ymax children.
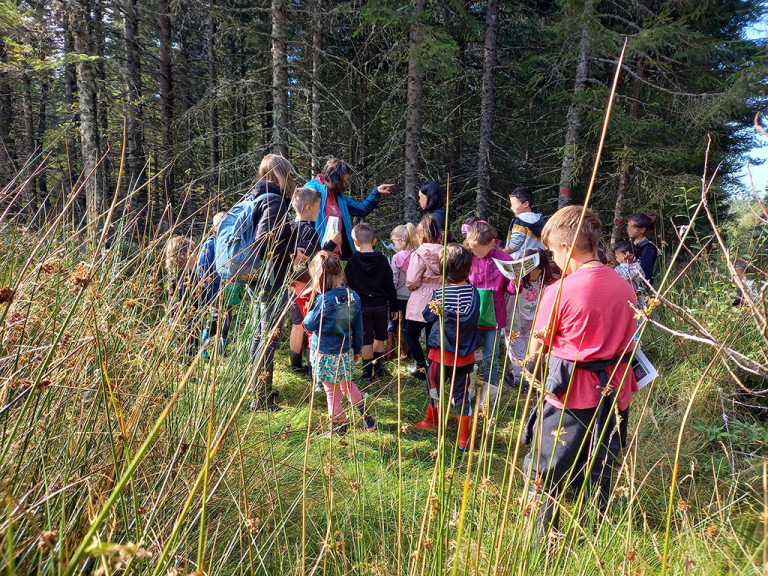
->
<box><xmin>323</xmin><ymin>380</ymin><xmax>365</xmax><ymax>419</ymax></box>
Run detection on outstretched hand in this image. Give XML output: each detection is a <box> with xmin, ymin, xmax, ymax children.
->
<box><xmin>377</xmin><ymin>184</ymin><xmax>394</xmax><ymax>194</ymax></box>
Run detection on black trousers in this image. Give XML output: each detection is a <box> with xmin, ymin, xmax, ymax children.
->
<box><xmin>523</xmin><ymin>400</ymin><xmax>629</xmax><ymax>509</ymax></box>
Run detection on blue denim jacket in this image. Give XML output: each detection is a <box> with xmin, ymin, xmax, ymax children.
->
<box><xmin>303</xmin><ymin>286</ymin><xmax>363</xmax><ymax>355</ymax></box>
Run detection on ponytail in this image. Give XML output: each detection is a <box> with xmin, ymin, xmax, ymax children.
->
<box><xmin>628</xmin><ymin>212</ymin><xmax>657</xmax><ymax>231</ymax></box>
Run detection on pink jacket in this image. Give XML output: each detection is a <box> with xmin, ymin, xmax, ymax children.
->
<box><xmin>405</xmin><ymin>243</ymin><xmax>444</xmax><ymax>322</ymax></box>
<box><xmin>468</xmin><ymin>247</ymin><xmax>515</xmax><ymax>330</ymax></box>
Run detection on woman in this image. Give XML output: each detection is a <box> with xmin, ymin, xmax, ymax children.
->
<box><xmin>304</xmin><ymin>158</ymin><xmax>393</xmax><ymax>260</ymax></box>
<box><xmin>418</xmin><ymin>181</ymin><xmax>446</xmax><ymax>231</ymax></box>
<box><xmin>247</xmin><ymin>153</ymin><xmax>301</xmax><ymax>412</ymax></box>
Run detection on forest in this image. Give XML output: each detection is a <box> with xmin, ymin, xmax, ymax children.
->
<box><xmin>1</xmin><ymin>0</ymin><xmax>768</xmax><ymax>575</ymax></box>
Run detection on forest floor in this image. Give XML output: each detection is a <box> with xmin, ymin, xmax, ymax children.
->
<box><xmin>1</xmin><ymin>219</ymin><xmax>766</xmax><ymax>576</ymax></box>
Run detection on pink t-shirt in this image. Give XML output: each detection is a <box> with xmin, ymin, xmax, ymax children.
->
<box><xmin>533</xmin><ymin>265</ymin><xmax>638</xmax><ymax>411</ymax></box>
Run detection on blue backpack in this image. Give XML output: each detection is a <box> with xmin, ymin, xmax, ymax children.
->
<box><xmin>214</xmin><ymin>192</ymin><xmax>280</xmax><ymax>281</ymax></box>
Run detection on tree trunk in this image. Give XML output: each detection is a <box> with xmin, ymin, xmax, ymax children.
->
<box><xmin>271</xmin><ymin>0</ymin><xmax>288</xmax><ymax>156</ymax></box>
<box><xmin>179</xmin><ymin>27</ymin><xmax>193</xmax><ymax>184</ymax></box>
<box><xmin>557</xmin><ymin>0</ymin><xmax>593</xmax><ymax>208</ymax></box>
<box><xmin>610</xmin><ymin>0</ymin><xmax>653</xmax><ymax>244</ymax></box>
<box><xmin>94</xmin><ymin>0</ymin><xmax>110</xmax><ymax>197</ymax></box>
<box><xmin>71</xmin><ymin>0</ymin><xmax>101</xmax><ymax>227</ymax></box>
<box><xmin>475</xmin><ymin>0</ymin><xmax>500</xmax><ymax>220</ymax></box>
<box><xmin>124</xmin><ymin>0</ymin><xmax>145</xmax><ymax>199</ymax></box>
<box><xmin>449</xmin><ymin>32</ymin><xmax>467</xmax><ymax>186</ymax></box>
<box><xmin>0</xmin><ymin>40</ymin><xmax>16</xmax><ymax>184</ymax></box>
<box><xmin>21</xmin><ymin>73</ymin><xmax>38</xmax><ymax>212</ymax></box>
<box><xmin>311</xmin><ymin>0</ymin><xmax>322</xmax><ymax>175</ymax></box>
<box><xmin>159</xmin><ymin>0</ymin><xmax>174</xmax><ymax>200</ymax></box>
<box><xmin>61</xmin><ymin>3</ymin><xmax>79</xmax><ymax>199</ymax></box>
<box><xmin>611</xmin><ymin>76</ymin><xmax>643</xmax><ymax>246</ymax></box>
<box><xmin>404</xmin><ymin>0</ymin><xmax>425</xmax><ymax>223</ymax></box>
<box><xmin>37</xmin><ymin>72</ymin><xmax>49</xmax><ymax>205</ymax></box>
<box><xmin>209</xmin><ymin>2</ymin><xmax>219</xmax><ymax>189</ymax></box>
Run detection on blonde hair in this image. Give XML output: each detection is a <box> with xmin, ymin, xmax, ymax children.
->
<box><xmin>391</xmin><ymin>223</ymin><xmax>418</xmax><ymax>251</ymax></box>
<box><xmin>541</xmin><ymin>205</ymin><xmax>601</xmax><ymax>255</ymax></box>
<box><xmin>165</xmin><ymin>235</ymin><xmax>195</xmax><ymax>273</ymax></box>
<box><xmin>212</xmin><ymin>211</ymin><xmax>227</xmax><ymax>233</ymax></box>
<box><xmin>258</xmin><ymin>153</ymin><xmax>295</xmax><ymax>196</ymax></box>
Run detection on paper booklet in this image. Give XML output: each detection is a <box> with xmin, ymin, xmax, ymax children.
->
<box><xmin>632</xmin><ymin>348</ymin><xmax>658</xmax><ymax>390</ymax></box>
<box><xmin>493</xmin><ymin>252</ymin><xmax>540</xmax><ymax>281</ymax></box>
<box><xmin>322</xmin><ymin>216</ymin><xmax>340</xmax><ymax>246</ymax></box>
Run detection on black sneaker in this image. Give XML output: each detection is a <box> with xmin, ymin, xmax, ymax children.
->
<box><xmin>408</xmin><ymin>364</ymin><xmax>427</xmax><ymax>381</ymax></box>
<box><xmin>503</xmin><ymin>371</ymin><xmax>517</xmax><ymax>391</ymax></box>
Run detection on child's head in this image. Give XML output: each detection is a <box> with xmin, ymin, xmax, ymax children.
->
<box><xmin>418</xmin><ymin>181</ymin><xmax>444</xmax><ymax>212</ymax></box>
<box><xmin>212</xmin><ymin>211</ymin><xmax>227</xmax><ymax>234</ymax></box>
<box><xmin>521</xmin><ymin>248</ymin><xmax>554</xmax><ymax>288</ymax></box>
<box><xmin>309</xmin><ymin>251</ymin><xmax>344</xmax><ymax>292</ymax></box>
<box><xmin>627</xmin><ymin>213</ymin><xmax>656</xmax><ymax>240</ymax></box>
<box><xmin>259</xmin><ymin>153</ymin><xmax>295</xmax><ymax>196</ymax></box>
<box><xmin>292</xmin><ymin>187</ymin><xmax>322</xmax><ymax>221</ymax></box>
<box><xmin>441</xmin><ymin>243</ymin><xmax>473</xmax><ymax>284</ymax></box>
<box><xmin>322</xmin><ymin>158</ymin><xmax>351</xmax><ymax>194</ymax></box>
<box><xmin>734</xmin><ymin>258</ymin><xmax>749</xmax><ymax>278</ymax></box>
<box><xmin>461</xmin><ymin>216</ymin><xmax>480</xmax><ymax>240</ymax></box>
<box><xmin>613</xmin><ymin>240</ymin><xmax>634</xmax><ymax>264</ymax></box>
<box><xmin>165</xmin><ymin>235</ymin><xmax>195</xmax><ymax>274</ymax></box>
<box><xmin>509</xmin><ymin>187</ymin><xmax>534</xmax><ymax>215</ymax></box>
<box><xmin>464</xmin><ymin>221</ymin><xmax>497</xmax><ymax>259</ymax></box>
<box><xmin>541</xmin><ymin>205</ymin><xmax>601</xmax><ymax>272</ymax></box>
<box><xmin>417</xmin><ymin>215</ymin><xmax>441</xmax><ymax>245</ymax></box>
<box><xmin>352</xmin><ymin>222</ymin><xmax>376</xmax><ymax>249</ymax></box>
<box><xmin>391</xmin><ymin>223</ymin><xmax>418</xmax><ymax>252</ymax></box>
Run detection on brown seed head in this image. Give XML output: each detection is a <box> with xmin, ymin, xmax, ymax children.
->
<box><xmin>0</xmin><ymin>286</ymin><xmax>15</xmax><ymax>304</ymax></box>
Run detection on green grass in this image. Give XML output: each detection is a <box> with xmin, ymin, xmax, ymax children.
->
<box><xmin>0</xmin><ymin>196</ymin><xmax>767</xmax><ymax>576</ymax></box>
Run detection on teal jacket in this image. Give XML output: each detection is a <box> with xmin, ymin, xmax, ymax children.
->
<box><xmin>304</xmin><ymin>177</ymin><xmax>380</xmax><ymax>256</ymax></box>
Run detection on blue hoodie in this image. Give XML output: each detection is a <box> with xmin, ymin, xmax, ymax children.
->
<box><xmin>303</xmin><ymin>177</ymin><xmax>380</xmax><ymax>258</ymax></box>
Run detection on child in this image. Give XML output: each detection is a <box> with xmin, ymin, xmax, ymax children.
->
<box><xmin>344</xmin><ymin>222</ymin><xmax>399</xmax><ymax>381</ymax></box>
<box><xmin>405</xmin><ymin>215</ymin><xmax>445</xmax><ymax>380</ymax></box>
<box><xmin>387</xmin><ymin>223</ymin><xmax>419</xmax><ymax>361</ymax></box>
<box><xmin>612</xmin><ymin>240</ymin><xmax>645</xmax><ymax>295</ymax></box>
<box><xmin>465</xmin><ymin>221</ymin><xmax>515</xmax><ymax>412</ymax></box>
<box><xmin>302</xmin><ymin>252</ymin><xmax>375</xmax><ymax>434</ymax></box>
<box><xmin>287</xmin><ymin>187</ymin><xmax>341</xmax><ymax>377</ymax></box>
<box><xmin>197</xmin><ymin>212</ymin><xmax>241</xmax><ymax>359</ymax></box>
<box><xmin>504</xmin><ymin>187</ymin><xmax>545</xmax><ymax>259</ymax></box>
<box><xmin>732</xmin><ymin>259</ymin><xmax>758</xmax><ymax>306</ymax></box>
<box><xmin>522</xmin><ymin>206</ymin><xmax>638</xmax><ymax>538</ymax></box>
<box><xmin>506</xmin><ymin>248</ymin><xmax>554</xmax><ymax>388</ymax></box>
<box><xmin>413</xmin><ymin>244</ymin><xmax>481</xmax><ymax>452</ymax></box>
<box><xmin>164</xmin><ymin>235</ymin><xmax>197</xmax><ymax>355</ymax></box>
<box><xmin>627</xmin><ymin>213</ymin><xmax>659</xmax><ymax>285</ymax></box>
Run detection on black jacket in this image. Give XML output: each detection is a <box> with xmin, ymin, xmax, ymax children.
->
<box><xmin>633</xmin><ymin>238</ymin><xmax>658</xmax><ymax>286</ymax></box>
<box><xmin>427</xmin><ymin>207</ymin><xmax>446</xmax><ymax>231</ymax></box>
<box><xmin>288</xmin><ymin>220</ymin><xmax>337</xmax><ymax>284</ymax></box>
<box><xmin>344</xmin><ymin>250</ymin><xmax>398</xmax><ymax>310</ymax></box>
<box><xmin>249</xmin><ymin>181</ymin><xmax>292</xmax><ymax>295</ymax></box>
<box><xmin>422</xmin><ymin>284</ymin><xmax>481</xmax><ymax>358</ymax></box>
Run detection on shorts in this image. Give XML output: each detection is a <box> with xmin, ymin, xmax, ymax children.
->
<box><xmin>362</xmin><ymin>306</ymin><xmax>388</xmax><ymax>346</ymax></box>
<box><xmin>290</xmin><ymin>299</ymin><xmax>304</xmax><ymax>325</ymax></box>
<box><xmin>311</xmin><ymin>350</ymin><xmax>355</xmax><ymax>384</ymax></box>
<box><xmin>224</xmin><ymin>282</ymin><xmax>245</xmax><ymax>307</ymax></box>
<box><xmin>388</xmin><ymin>299</ymin><xmax>408</xmax><ymax>333</ymax></box>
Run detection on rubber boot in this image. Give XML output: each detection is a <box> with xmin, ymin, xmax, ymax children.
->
<box><xmin>457</xmin><ymin>415</ymin><xmax>473</xmax><ymax>451</ymax></box>
<box><xmin>251</xmin><ymin>372</ymin><xmax>282</xmax><ymax>412</ymax></box>
<box><xmin>200</xmin><ymin>330</ymin><xmax>211</xmax><ymax>359</ymax></box>
<box><xmin>355</xmin><ymin>402</ymin><xmax>376</xmax><ymax>431</ymax></box>
<box><xmin>373</xmin><ymin>351</ymin><xmax>385</xmax><ymax>380</ymax></box>
<box><xmin>412</xmin><ymin>404</ymin><xmax>439</xmax><ymax>430</ymax></box>
<box><xmin>218</xmin><ymin>337</ymin><xmax>228</xmax><ymax>357</ymax></box>
<box><xmin>289</xmin><ymin>350</ymin><xmax>309</xmax><ymax>374</ymax></box>
<box><xmin>362</xmin><ymin>358</ymin><xmax>374</xmax><ymax>382</ymax></box>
